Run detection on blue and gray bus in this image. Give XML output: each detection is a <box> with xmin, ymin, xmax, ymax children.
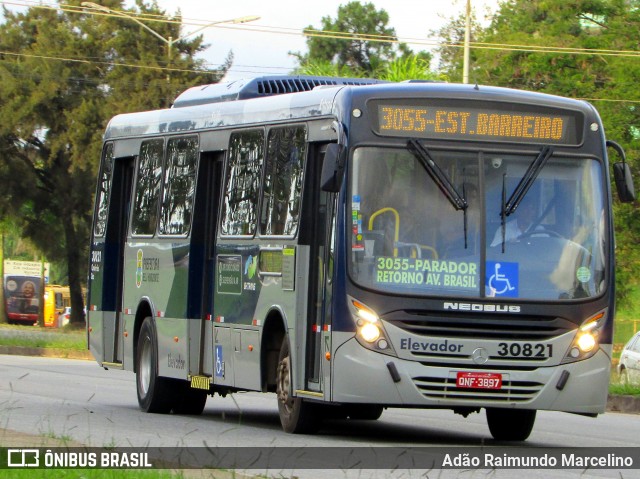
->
<box><xmin>88</xmin><ymin>76</ymin><xmax>634</xmax><ymax>440</ymax></box>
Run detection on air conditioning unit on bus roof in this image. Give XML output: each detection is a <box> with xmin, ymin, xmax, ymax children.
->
<box><xmin>172</xmin><ymin>75</ymin><xmax>386</xmax><ymax>108</ymax></box>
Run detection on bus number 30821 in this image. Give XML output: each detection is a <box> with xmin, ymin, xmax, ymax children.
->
<box><xmin>497</xmin><ymin>343</ymin><xmax>552</xmax><ymax>358</ymax></box>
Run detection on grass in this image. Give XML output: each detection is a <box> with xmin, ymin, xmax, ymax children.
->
<box><xmin>0</xmin><ymin>323</ymin><xmax>86</xmax><ymax>351</ymax></box>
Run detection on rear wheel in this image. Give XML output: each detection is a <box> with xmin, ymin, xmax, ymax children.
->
<box><xmin>276</xmin><ymin>339</ymin><xmax>321</xmax><ymax>433</ymax></box>
<box><xmin>173</xmin><ymin>382</ymin><xmax>208</xmax><ymax>415</ymax></box>
<box><xmin>486</xmin><ymin>408</ymin><xmax>536</xmax><ymax>441</ymax></box>
<box><xmin>136</xmin><ymin>317</ymin><xmax>175</xmax><ymax>413</ymax></box>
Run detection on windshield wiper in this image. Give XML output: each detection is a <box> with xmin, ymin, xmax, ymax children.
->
<box><xmin>407</xmin><ymin>139</ymin><xmax>467</xmax><ymax>211</ymax></box>
<box><xmin>503</xmin><ymin>145</ymin><xmax>553</xmax><ymax>216</ymax></box>
<box><xmin>499</xmin><ymin>145</ymin><xmax>554</xmax><ymax>251</ymax></box>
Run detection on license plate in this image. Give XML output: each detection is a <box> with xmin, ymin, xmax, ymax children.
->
<box><xmin>456</xmin><ymin>372</ymin><xmax>502</xmax><ymax>389</ymax></box>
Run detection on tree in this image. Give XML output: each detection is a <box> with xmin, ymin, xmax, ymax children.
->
<box><xmin>292</xmin><ymin>1</ymin><xmax>427</xmax><ymax>76</ymax></box>
<box><xmin>0</xmin><ymin>0</ymin><xmax>229</xmax><ymax>324</ymax></box>
<box><xmin>432</xmin><ymin>7</ymin><xmax>484</xmax><ymax>83</ymax></box>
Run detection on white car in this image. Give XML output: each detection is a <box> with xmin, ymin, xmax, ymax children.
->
<box><xmin>618</xmin><ymin>331</ymin><xmax>640</xmax><ymax>385</ymax></box>
<box><xmin>57</xmin><ymin>307</ymin><xmax>71</xmax><ymax>327</ymax></box>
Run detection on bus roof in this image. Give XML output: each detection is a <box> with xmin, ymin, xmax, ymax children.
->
<box><xmin>103</xmin><ymin>77</ymin><xmax>595</xmax><ymax>141</ymax></box>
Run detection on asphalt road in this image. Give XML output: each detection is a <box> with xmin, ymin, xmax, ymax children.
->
<box><xmin>1</xmin><ymin>354</ymin><xmax>639</xmax><ymax>478</ymax></box>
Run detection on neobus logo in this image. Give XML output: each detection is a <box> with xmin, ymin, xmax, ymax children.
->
<box><xmin>443</xmin><ymin>302</ymin><xmax>521</xmax><ymax>313</ymax></box>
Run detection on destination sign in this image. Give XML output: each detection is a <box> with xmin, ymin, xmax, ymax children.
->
<box><xmin>371</xmin><ymin>101</ymin><xmax>581</xmax><ymax>145</ymax></box>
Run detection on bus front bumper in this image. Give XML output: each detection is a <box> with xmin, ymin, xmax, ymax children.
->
<box><xmin>331</xmin><ymin>336</ymin><xmax>610</xmax><ymax>415</ymax></box>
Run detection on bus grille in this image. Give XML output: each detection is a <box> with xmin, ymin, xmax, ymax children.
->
<box><xmin>386</xmin><ymin>310</ymin><xmax>576</xmax><ymax>341</ymax></box>
<box><xmin>413</xmin><ymin>376</ymin><xmax>543</xmax><ymax>402</ymax></box>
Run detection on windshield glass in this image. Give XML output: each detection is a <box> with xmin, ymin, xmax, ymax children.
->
<box><xmin>349</xmin><ymin>146</ymin><xmax>607</xmax><ymax>300</ymax></box>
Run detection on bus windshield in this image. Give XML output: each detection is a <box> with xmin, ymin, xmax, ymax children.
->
<box><xmin>349</xmin><ymin>146</ymin><xmax>606</xmax><ymax>301</ymax></box>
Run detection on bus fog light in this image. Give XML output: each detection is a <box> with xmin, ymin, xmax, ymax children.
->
<box><xmin>359</xmin><ymin>323</ymin><xmax>380</xmax><ymax>343</ymax></box>
<box><xmin>577</xmin><ymin>333</ymin><xmax>596</xmax><ymax>353</ymax></box>
<box><xmin>377</xmin><ymin>339</ymin><xmax>388</xmax><ymax>350</ymax></box>
<box><xmin>570</xmin><ymin>347</ymin><xmax>580</xmax><ymax>358</ymax></box>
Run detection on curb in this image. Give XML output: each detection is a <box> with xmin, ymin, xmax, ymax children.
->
<box><xmin>606</xmin><ymin>394</ymin><xmax>640</xmax><ymax>414</ymax></box>
<box><xmin>0</xmin><ymin>345</ymin><xmax>93</xmax><ymax>360</ymax></box>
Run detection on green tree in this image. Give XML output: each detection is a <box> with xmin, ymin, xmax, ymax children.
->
<box><xmin>292</xmin><ymin>1</ymin><xmax>428</xmax><ymax>76</ymax></box>
<box><xmin>432</xmin><ymin>7</ymin><xmax>484</xmax><ymax>83</ymax></box>
<box><xmin>0</xmin><ymin>0</ymin><xmax>229</xmax><ymax>324</ymax></box>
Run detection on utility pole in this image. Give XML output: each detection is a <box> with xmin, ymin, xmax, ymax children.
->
<box><xmin>463</xmin><ymin>0</ymin><xmax>471</xmax><ymax>84</ymax></box>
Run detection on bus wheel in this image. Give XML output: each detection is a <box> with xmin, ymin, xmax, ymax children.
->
<box><xmin>276</xmin><ymin>339</ymin><xmax>321</xmax><ymax>434</ymax></box>
<box><xmin>347</xmin><ymin>405</ymin><xmax>384</xmax><ymax>421</ymax></box>
<box><xmin>173</xmin><ymin>383</ymin><xmax>207</xmax><ymax>415</ymax></box>
<box><xmin>486</xmin><ymin>408</ymin><xmax>536</xmax><ymax>441</ymax></box>
<box><xmin>136</xmin><ymin>317</ymin><xmax>175</xmax><ymax>414</ymax></box>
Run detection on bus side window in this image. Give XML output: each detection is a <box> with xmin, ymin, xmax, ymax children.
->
<box><xmin>159</xmin><ymin>136</ymin><xmax>199</xmax><ymax>236</ymax></box>
<box><xmin>221</xmin><ymin>130</ymin><xmax>264</xmax><ymax>236</ymax></box>
<box><xmin>261</xmin><ymin>126</ymin><xmax>306</xmax><ymax>236</ymax></box>
<box><xmin>94</xmin><ymin>143</ymin><xmax>114</xmax><ymax>237</ymax></box>
<box><xmin>131</xmin><ymin>139</ymin><xmax>164</xmax><ymax>236</ymax></box>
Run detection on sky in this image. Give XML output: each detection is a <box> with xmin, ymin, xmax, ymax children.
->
<box><xmin>150</xmin><ymin>0</ymin><xmax>501</xmax><ymax>81</ymax></box>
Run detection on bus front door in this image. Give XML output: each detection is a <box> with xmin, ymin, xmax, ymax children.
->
<box><xmin>304</xmin><ymin>146</ymin><xmax>336</xmax><ymax>396</ymax></box>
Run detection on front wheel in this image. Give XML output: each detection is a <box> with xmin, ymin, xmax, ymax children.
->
<box><xmin>276</xmin><ymin>339</ymin><xmax>321</xmax><ymax>433</ymax></box>
<box><xmin>136</xmin><ymin>317</ymin><xmax>175</xmax><ymax>413</ymax></box>
<box><xmin>486</xmin><ymin>408</ymin><xmax>536</xmax><ymax>441</ymax></box>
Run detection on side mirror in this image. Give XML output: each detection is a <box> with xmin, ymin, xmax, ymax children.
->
<box><xmin>614</xmin><ymin>162</ymin><xmax>636</xmax><ymax>203</ymax></box>
<box><xmin>321</xmin><ymin>143</ymin><xmax>346</xmax><ymax>192</ymax></box>
<box><xmin>607</xmin><ymin>140</ymin><xmax>636</xmax><ymax>203</ymax></box>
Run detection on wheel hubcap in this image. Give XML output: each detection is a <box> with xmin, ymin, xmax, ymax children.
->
<box><xmin>139</xmin><ymin>337</ymin><xmax>151</xmax><ymax>395</ymax></box>
<box><xmin>276</xmin><ymin>355</ymin><xmax>293</xmax><ymax>412</ymax></box>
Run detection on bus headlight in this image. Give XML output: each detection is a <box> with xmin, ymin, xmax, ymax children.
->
<box><xmin>563</xmin><ymin>310</ymin><xmax>606</xmax><ymax>363</ymax></box>
<box><xmin>360</xmin><ymin>323</ymin><xmax>381</xmax><ymax>343</ymax></box>
<box><xmin>576</xmin><ymin>332</ymin><xmax>596</xmax><ymax>353</ymax></box>
<box><xmin>348</xmin><ymin>296</ymin><xmax>396</xmax><ymax>356</ymax></box>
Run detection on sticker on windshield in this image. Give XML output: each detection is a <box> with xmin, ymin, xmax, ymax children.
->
<box><xmin>375</xmin><ymin>257</ymin><xmax>478</xmax><ymax>289</ymax></box>
<box><xmin>576</xmin><ymin>266</ymin><xmax>591</xmax><ymax>283</ymax></box>
<box><xmin>486</xmin><ymin>261</ymin><xmax>519</xmax><ymax>297</ymax></box>
<box><xmin>352</xmin><ymin>195</ymin><xmax>364</xmax><ymax>251</ymax></box>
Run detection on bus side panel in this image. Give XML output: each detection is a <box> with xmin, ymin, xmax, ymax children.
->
<box><xmin>88</xmin><ymin>240</ymin><xmax>106</xmax><ymax>363</ymax></box>
<box><xmin>88</xmin><ymin>312</ymin><xmax>104</xmax><ymax>363</ymax></box>
<box><xmin>213</xmin><ymin>325</ymin><xmax>234</xmax><ymax>386</ymax></box>
<box><xmin>212</xmin><ymin>244</ymin><xmax>261</xmax><ymax>390</ymax></box>
<box><xmin>233</xmin><ymin>328</ymin><xmax>260</xmax><ymax>389</ymax></box>
<box><xmin>122</xmin><ymin>241</ymin><xmax>189</xmax><ymax>379</ymax></box>
<box><xmin>122</xmin><ymin>314</ymin><xmax>135</xmax><ymax>370</ymax></box>
<box><xmin>156</xmin><ymin>317</ymin><xmax>189</xmax><ymax>379</ymax></box>
<box><xmin>202</xmin><ymin>319</ymin><xmax>214</xmax><ymax>377</ymax></box>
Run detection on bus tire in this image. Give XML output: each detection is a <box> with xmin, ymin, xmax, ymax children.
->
<box><xmin>486</xmin><ymin>408</ymin><xmax>536</xmax><ymax>441</ymax></box>
<box><xmin>276</xmin><ymin>339</ymin><xmax>321</xmax><ymax>434</ymax></box>
<box><xmin>173</xmin><ymin>382</ymin><xmax>208</xmax><ymax>415</ymax></box>
<box><xmin>136</xmin><ymin>316</ymin><xmax>175</xmax><ymax>414</ymax></box>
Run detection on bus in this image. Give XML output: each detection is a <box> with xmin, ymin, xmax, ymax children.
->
<box><xmin>43</xmin><ymin>285</ymin><xmax>71</xmax><ymax>327</ymax></box>
<box><xmin>87</xmin><ymin>76</ymin><xmax>635</xmax><ymax>441</ymax></box>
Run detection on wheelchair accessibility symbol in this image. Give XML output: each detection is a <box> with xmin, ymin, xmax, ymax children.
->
<box><xmin>215</xmin><ymin>345</ymin><xmax>224</xmax><ymax>378</ymax></box>
<box><xmin>486</xmin><ymin>261</ymin><xmax>518</xmax><ymax>297</ymax></box>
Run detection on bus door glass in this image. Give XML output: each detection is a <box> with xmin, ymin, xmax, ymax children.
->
<box><xmin>100</xmin><ymin>149</ymin><xmax>135</xmax><ymax>363</ymax></box>
<box><xmin>304</xmin><ymin>144</ymin><xmax>336</xmax><ymax>391</ymax></box>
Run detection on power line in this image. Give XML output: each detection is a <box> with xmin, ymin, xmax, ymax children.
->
<box><xmin>5</xmin><ymin>0</ymin><xmax>640</xmax><ymax>60</ymax></box>
<box><xmin>3</xmin><ymin>0</ymin><xmax>640</xmax><ymax>103</ymax></box>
